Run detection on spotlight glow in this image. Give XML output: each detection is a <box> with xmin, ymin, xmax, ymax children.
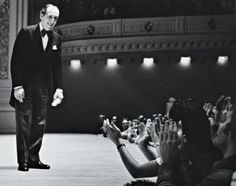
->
<box><xmin>142</xmin><ymin>58</ymin><xmax>154</xmax><ymax>68</ymax></box>
<box><xmin>70</xmin><ymin>59</ymin><xmax>81</xmax><ymax>70</ymax></box>
<box><xmin>217</xmin><ymin>56</ymin><xmax>228</xmax><ymax>65</ymax></box>
<box><xmin>179</xmin><ymin>57</ymin><xmax>191</xmax><ymax>67</ymax></box>
<box><xmin>107</xmin><ymin>58</ymin><xmax>118</xmax><ymax>69</ymax></box>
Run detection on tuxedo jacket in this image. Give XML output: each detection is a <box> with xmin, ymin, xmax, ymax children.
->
<box><xmin>10</xmin><ymin>24</ymin><xmax>63</xmax><ymax>107</ymax></box>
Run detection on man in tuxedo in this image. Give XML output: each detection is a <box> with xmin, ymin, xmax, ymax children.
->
<box><xmin>10</xmin><ymin>4</ymin><xmax>63</xmax><ymax>171</ymax></box>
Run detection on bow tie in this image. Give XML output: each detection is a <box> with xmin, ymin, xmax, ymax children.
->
<box><xmin>41</xmin><ymin>29</ymin><xmax>52</xmax><ymax>37</ymax></box>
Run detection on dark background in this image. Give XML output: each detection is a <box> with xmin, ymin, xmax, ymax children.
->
<box><xmin>47</xmin><ymin>51</ymin><xmax>236</xmax><ymax>133</ymax></box>
<box><xmin>28</xmin><ymin>0</ymin><xmax>235</xmax><ymax>25</ymax></box>
<box><xmin>26</xmin><ymin>0</ymin><xmax>236</xmax><ymax>133</ymax></box>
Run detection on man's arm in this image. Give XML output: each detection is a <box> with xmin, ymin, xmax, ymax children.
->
<box><xmin>52</xmin><ymin>34</ymin><xmax>63</xmax><ymax>89</ymax></box>
<box><xmin>11</xmin><ymin>29</ymin><xmax>28</xmax><ymax>88</ymax></box>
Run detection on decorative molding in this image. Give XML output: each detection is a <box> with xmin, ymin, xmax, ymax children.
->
<box><xmin>56</xmin><ymin>19</ymin><xmax>121</xmax><ymax>41</ymax></box>
<box><xmin>62</xmin><ymin>34</ymin><xmax>236</xmax><ymax>58</ymax></box>
<box><xmin>0</xmin><ymin>0</ymin><xmax>28</xmax><ymax>133</ymax></box>
<box><xmin>57</xmin><ymin>15</ymin><xmax>236</xmax><ymax>42</ymax></box>
<box><xmin>122</xmin><ymin>17</ymin><xmax>184</xmax><ymax>36</ymax></box>
<box><xmin>0</xmin><ymin>0</ymin><xmax>9</xmax><ymax>79</ymax></box>
<box><xmin>185</xmin><ymin>15</ymin><xmax>236</xmax><ymax>33</ymax></box>
<box><xmin>58</xmin><ymin>15</ymin><xmax>236</xmax><ymax>59</ymax></box>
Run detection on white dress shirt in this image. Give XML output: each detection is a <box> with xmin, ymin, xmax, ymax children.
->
<box><xmin>39</xmin><ymin>23</ymin><xmax>49</xmax><ymax>50</ymax></box>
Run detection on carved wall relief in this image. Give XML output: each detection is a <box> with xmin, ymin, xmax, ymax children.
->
<box><xmin>0</xmin><ymin>0</ymin><xmax>9</xmax><ymax>79</ymax></box>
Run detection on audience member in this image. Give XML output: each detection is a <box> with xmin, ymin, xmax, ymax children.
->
<box><xmin>157</xmin><ymin>95</ymin><xmax>236</xmax><ymax>186</ymax></box>
<box><xmin>104</xmin><ymin>119</ymin><xmax>160</xmax><ymax>178</ymax></box>
<box><xmin>134</xmin><ymin>122</ymin><xmax>147</xmax><ymax>144</ymax></box>
<box><xmin>127</xmin><ymin>120</ymin><xmax>139</xmax><ymax>143</ymax></box>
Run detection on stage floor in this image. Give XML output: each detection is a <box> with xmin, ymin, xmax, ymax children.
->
<box><xmin>0</xmin><ymin>134</ymin><xmax>156</xmax><ymax>186</ymax></box>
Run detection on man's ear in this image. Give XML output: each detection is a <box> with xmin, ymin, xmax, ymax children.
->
<box><xmin>39</xmin><ymin>13</ymin><xmax>43</xmax><ymax>20</ymax></box>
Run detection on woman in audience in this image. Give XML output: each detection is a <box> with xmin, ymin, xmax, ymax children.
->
<box><xmin>157</xmin><ymin>95</ymin><xmax>236</xmax><ymax>186</ymax></box>
<box><xmin>104</xmin><ymin>97</ymin><xmax>222</xmax><ymax>185</ymax></box>
<box><xmin>104</xmin><ymin>118</ymin><xmax>160</xmax><ymax>178</ymax></box>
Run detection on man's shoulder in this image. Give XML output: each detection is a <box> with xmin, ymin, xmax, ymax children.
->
<box><xmin>22</xmin><ymin>24</ymin><xmax>38</xmax><ymax>32</ymax></box>
<box><xmin>52</xmin><ymin>30</ymin><xmax>61</xmax><ymax>39</ymax></box>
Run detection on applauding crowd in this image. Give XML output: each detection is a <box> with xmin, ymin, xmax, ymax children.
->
<box><xmin>101</xmin><ymin>95</ymin><xmax>236</xmax><ymax>186</ymax></box>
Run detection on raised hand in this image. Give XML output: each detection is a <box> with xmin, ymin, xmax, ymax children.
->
<box><xmin>104</xmin><ymin>119</ymin><xmax>122</xmax><ymax>146</ymax></box>
<box><xmin>148</xmin><ymin>121</ymin><xmax>159</xmax><ymax>145</ymax></box>
<box><xmin>159</xmin><ymin>119</ymin><xmax>181</xmax><ymax>164</ymax></box>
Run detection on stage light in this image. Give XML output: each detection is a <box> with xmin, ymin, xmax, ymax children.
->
<box><xmin>70</xmin><ymin>59</ymin><xmax>81</xmax><ymax>70</ymax></box>
<box><xmin>179</xmin><ymin>56</ymin><xmax>191</xmax><ymax>67</ymax></box>
<box><xmin>217</xmin><ymin>56</ymin><xmax>228</xmax><ymax>65</ymax></box>
<box><xmin>142</xmin><ymin>58</ymin><xmax>154</xmax><ymax>68</ymax></box>
<box><xmin>107</xmin><ymin>58</ymin><xmax>118</xmax><ymax>69</ymax></box>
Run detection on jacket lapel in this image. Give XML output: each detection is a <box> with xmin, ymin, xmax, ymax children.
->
<box><xmin>33</xmin><ymin>24</ymin><xmax>44</xmax><ymax>53</ymax></box>
<box><xmin>45</xmin><ymin>33</ymin><xmax>54</xmax><ymax>52</ymax></box>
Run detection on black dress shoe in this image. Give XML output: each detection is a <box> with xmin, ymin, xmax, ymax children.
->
<box><xmin>18</xmin><ymin>163</ymin><xmax>29</xmax><ymax>171</ymax></box>
<box><xmin>29</xmin><ymin>161</ymin><xmax>50</xmax><ymax>169</ymax></box>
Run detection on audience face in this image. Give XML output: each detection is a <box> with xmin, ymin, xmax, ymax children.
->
<box><xmin>131</xmin><ymin>120</ymin><xmax>138</xmax><ymax>129</ymax></box>
<box><xmin>111</xmin><ymin>116</ymin><xmax>118</xmax><ymax>124</ymax></box>
<box><xmin>122</xmin><ymin>119</ymin><xmax>129</xmax><ymax>130</ymax></box>
<box><xmin>98</xmin><ymin>114</ymin><xmax>105</xmax><ymax>123</ymax></box>
<box><xmin>211</xmin><ymin>96</ymin><xmax>234</xmax><ymax>151</ymax></box>
<box><xmin>137</xmin><ymin>122</ymin><xmax>146</xmax><ymax>134</ymax></box>
<box><xmin>146</xmin><ymin>118</ymin><xmax>152</xmax><ymax>126</ymax></box>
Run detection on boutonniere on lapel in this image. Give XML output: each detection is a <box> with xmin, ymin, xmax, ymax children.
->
<box><xmin>52</xmin><ymin>45</ymin><xmax>58</xmax><ymax>50</ymax></box>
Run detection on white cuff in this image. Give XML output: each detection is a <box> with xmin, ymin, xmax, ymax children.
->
<box><xmin>14</xmin><ymin>86</ymin><xmax>23</xmax><ymax>90</ymax></box>
<box><xmin>56</xmin><ymin>88</ymin><xmax>63</xmax><ymax>93</ymax></box>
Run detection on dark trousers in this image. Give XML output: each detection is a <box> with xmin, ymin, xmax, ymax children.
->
<box><xmin>15</xmin><ymin>84</ymin><xmax>49</xmax><ymax>164</ymax></box>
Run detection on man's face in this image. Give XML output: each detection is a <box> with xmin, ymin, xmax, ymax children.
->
<box><xmin>146</xmin><ymin>119</ymin><xmax>152</xmax><ymax>125</ymax></box>
<box><xmin>40</xmin><ymin>6</ymin><xmax>59</xmax><ymax>31</ymax></box>
<box><xmin>111</xmin><ymin>116</ymin><xmax>117</xmax><ymax>124</ymax></box>
<box><xmin>122</xmin><ymin>120</ymin><xmax>129</xmax><ymax>130</ymax></box>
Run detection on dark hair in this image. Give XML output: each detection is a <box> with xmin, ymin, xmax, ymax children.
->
<box><xmin>169</xmin><ymin>99</ymin><xmax>222</xmax><ymax>184</ymax></box>
<box><xmin>215</xmin><ymin>95</ymin><xmax>236</xmax><ymax>140</ymax></box>
<box><xmin>169</xmin><ymin>99</ymin><xmax>212</xmax><ymax>151</ymax></box>
<box><xmin>124</xmin><ymin>179</ymin><xmax>155</xmax><ymax>186</ymax></box>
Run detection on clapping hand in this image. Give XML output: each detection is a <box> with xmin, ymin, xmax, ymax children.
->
<box><xmin>103</xmin><ymin>119</ymin><xmax>122</xmax><ymax>146</ymax></box>
<box><xmin>146</xmin><ymin>121</ymin><xmax>159</xmax><ymax>145</ymax></box>
<box><xmin>158</xmin><ymin>118</ymin><xmax>186</xmax><ymax>164</ymax></box>
<box><xmin>159</xmin><ymin>120</ymin><xmax>180</xmax><ymax>164</ymax></box>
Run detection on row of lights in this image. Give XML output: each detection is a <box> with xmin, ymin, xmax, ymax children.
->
<box><xmin>70</xmin><ymin>56</ymin><xmax>229</xmax><ymax>70</ymax></box>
